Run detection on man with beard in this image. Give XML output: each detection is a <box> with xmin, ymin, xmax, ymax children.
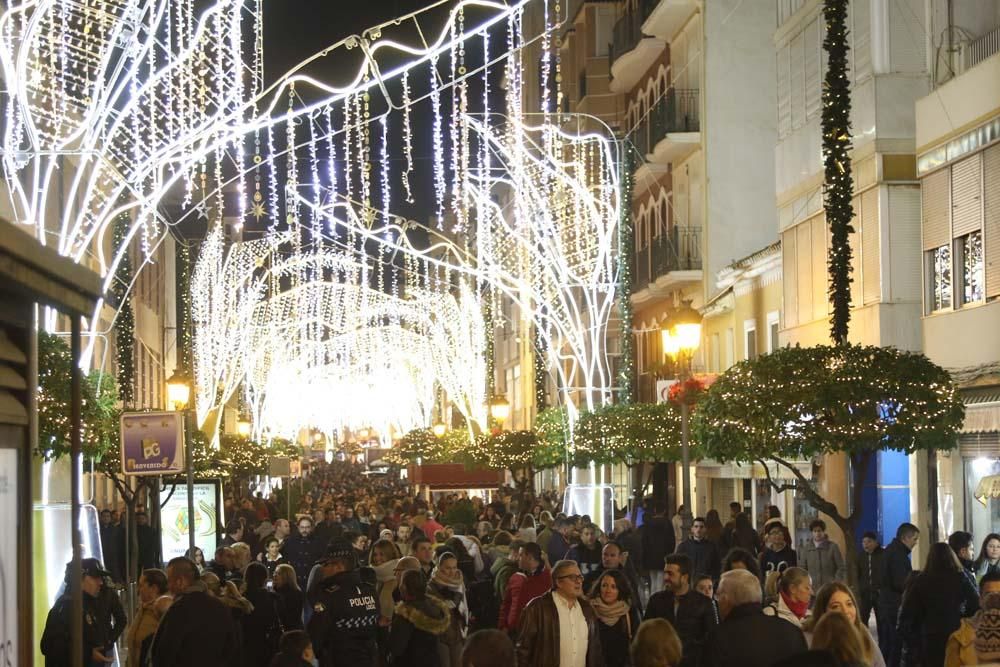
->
<box><xmin>282</xmin><ymin>516</ymin><xmax>327</xmax><ymax>591</ymax></box>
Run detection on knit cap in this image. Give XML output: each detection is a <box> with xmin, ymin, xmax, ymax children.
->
<box><xmin>975</xmin><ymin>592</ymin><xmax>1000</xmax><ymax>661</ymax></box>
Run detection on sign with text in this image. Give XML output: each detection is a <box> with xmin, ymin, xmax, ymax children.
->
<box><xmin>655</xmin><ymin>380</ymin><xmax>677</xmax><ymax>404</ymax></box>
<box><xmin>120</xmin><ymin>411</ymin><xmax>185</xmax><ymax>476</ymax></box>
<box><xmin>160</xmin><ymin>482</ymin><xmax>219</xmax><ymax>562</ymax></box>
<box><xmin>268</xmin><ymin>456</ymin><xmax>291</xmax><ymax>477</ymax></box>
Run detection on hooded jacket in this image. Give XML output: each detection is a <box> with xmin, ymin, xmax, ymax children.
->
<box><xmin>388</xmin><ymin>597</ymin><xmax>451</xmax><ymax>667</ymax></box>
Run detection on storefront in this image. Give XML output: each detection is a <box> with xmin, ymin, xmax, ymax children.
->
<box><xmin>941</xmin><ymin>385</ymin><xmax>1000</xmax><ymax>539</ymax></box>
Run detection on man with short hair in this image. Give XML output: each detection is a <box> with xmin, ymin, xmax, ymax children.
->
<box><xmin>220</xmin><ymin>520</ymin><xmax>244</xmax><ymax>548</ymax></box>
<box><xmin>135</xmin><ymin>511</ymin><xmax>159</xmax><ymax>570</ymax></box>
<box><xmin>307</xmin><ymin>539</ymin><xmax>380</xmax><ymax>667</ymax></box>
<box><xmin>411</xmin><ymin>534</ymin><xmax>435</xmax><ymax>583</ymax></box>
<box><xmin>582</xmin><ymin>541</ymin><xmax>642</xmax><ymax>611</ymax></box>
<box><xmin>150</xmin><ymin>557</ymin><xmax>240</xmax><ymax>666</ymax></box>
<box><xmin>41</xmin><ymin>558</ymin><xmax>114</xmax><ymax>666</ymax></box>
<box><xmin>207</xmin><ymin>546</ymin><xmax>240</xmax><ymax>583</ymax></box>
<box><xmin>702</xmin><ymin>569</ymin><xmax>807</xmax><ymax>667</ymax></box>
<box><xmin>800</xmin><ymin>519</ymin><xmax>846</xmax><ymax>589</ymax></box>
<box><xmin>676</xmin><ymin>517</ymin><xmax>722</xmax><ymax>584</ymax></box>
<box><xmin>949</xmin><ymin>530</ymin><xmax>981</xmax><ymax>617</ymax></box>
<box><xmin>515</xmin><ymin>560</ymin><xmax>603</xmax><ymax>667</ymax></box>
<box><xmin>282</xmin><ymin>516</ymin><xmax>326</xmax><ymax>590</ymax></box>
<box><xmin>945</xmin><ymin>571</ymin><xmax>1000</xmax><ymax>664</ymax></box>
<box><xmin>462</xmin><ymin>628</ymin><xmax>516</xmax><ymax>667</ymax></box>
<box><xmin>879</xmin><ymin>522</ymin><xmax>920</xmax><ymax>663</ymax></box>
<box><xmin>855</xmin><ymin>531</ymin><xmax>884</xmax><ymax>629</ymax></box>
<box><xmin>547</xmin><ymin>517</ymin><xmax>573</xmax><ymax>565</ymax></box>
<box><xmin>640</xmin><ymin>501</ymin><xmax>674</xmax><ymax>596</ymax></box>
<box><xmin>566</xmin><ymin>524</ymin><xmax>603</xmax><ymax>576</ymax></box>
<box><xmin>395</xmin><ymin>524</ymin><xmax>413</xmax><ymax>557</ymax></box>
<box><xmin>499</xmin><ymin>542</ymin><xmax>551</xmax><ymax>634</ymax></box>
<box><xmin>644</xmin><ymin>553</ymin><xmax>717</xmax><ymax>667</ymax></box>
<box><xmin>99</xmin><ymin>509</ymin><xmax>124</xmax><ymax>583</ymax></box>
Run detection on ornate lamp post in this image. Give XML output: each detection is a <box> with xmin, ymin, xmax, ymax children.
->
<box><xmin>488</xmin><ymin>395</ymin><xmax>511</xmax><ymax>429</ymax></box>
<box><xmin>166</xmin><ymin>370</ymin><xmax>196</xmax><ymax>556</ymax></box>
<box><xmin>660</xmin><ymin>300</ymin><xmax>702</xmax><ymax>532</ymax></box>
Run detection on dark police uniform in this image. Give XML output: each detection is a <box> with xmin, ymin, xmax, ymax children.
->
<box><xmin>40</xmin><ymin>559</ymin><xmax>110</xmax><ymax>667</ymax></box>
<box><xmin>307</xmin><ymin>561</ymin><xmax>380</xmax><ymax>667</ymax></box>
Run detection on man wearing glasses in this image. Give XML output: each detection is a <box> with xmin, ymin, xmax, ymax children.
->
<box><xmin>514</xmin><ymin>560</ymin><xmax>603</xmax><ymax>667</ymax></box>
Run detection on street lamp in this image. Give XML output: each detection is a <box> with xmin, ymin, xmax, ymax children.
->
<box><xmin>236</xmin><ymin>417</ymin><xmax>251</xmax><ymax>437</ymax></box>
<box><xmin>489</xmin><ymin>395</ymin><xmax>511</xmax><ymax>427</ymax></box>
<box><xmin>166</xmin><ymin>370</ymin><xmax>196</xmax><ymax>556</ymax></box>
<box><xmin>432</xmin><ymin>422</ymin><xmax>447</xmax><ymax>438</ymax></box>
<box><xmin>661</xmin><ymin>300</ymin><xmax>702</xmax><ymax>533</ymax></box>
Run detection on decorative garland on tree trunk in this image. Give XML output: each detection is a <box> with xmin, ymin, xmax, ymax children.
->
<box><xmin>617</xmin><ymin>144</ymin><xmax>636</xmax><ymax>404</ymax></box>
<box><xmin>112</xmin><ymin>214</ymin><xmax>135</xmax><ymax>408</ymax></box>
<box><xmin>822</xmin><ymin>0</ymin><xmax>855</xmax><ymax>345</ymax></box>
<box><xmin>533</xmin><ymin>325</ymin><xmax>547</xmax><ymax>410</ymax></box>
<box><xmin>176</xmin><ymin>242</ymin><xmax>193</xmax><ymax>373</ymax></box>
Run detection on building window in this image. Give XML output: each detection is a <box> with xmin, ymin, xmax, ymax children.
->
<box><xmin>744</xmin><ymin>321</ymin><xmax>757</xmax><ymax>361</ymax></box>
<box><xmin>767</xmin><ymin>312</ymin><xmax>780</xmax><ymax>353</ymax></box>
<box><xmin>927</xmin><ymin>244</ymin><xmax>952</xmax><ymax>311</ymax></box>
<box><xmin>724</xmin><ymin>328</ymin><xmax>734</xmax><ymax>369</ymax></box>
<box><xmin>959</xmin><ymin>231</ymin><xmax>984</xmax><ymax>306</ymax></box>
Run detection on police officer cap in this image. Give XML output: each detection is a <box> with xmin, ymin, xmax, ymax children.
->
<box><xmin>316</xmin><ymin>538</ymin><xmax>356</xmax><ymax>568</ymax></box>
<box><xmin>65</xmin><ymin>557</ymin><xmax>110</xmax><ymax>582</ymax></box>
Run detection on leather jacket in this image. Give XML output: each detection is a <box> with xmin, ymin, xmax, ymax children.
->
<box><xmin>515</xmin><ymin>591</ymin><xmax>604</xmax><ymax>667</ymax></box>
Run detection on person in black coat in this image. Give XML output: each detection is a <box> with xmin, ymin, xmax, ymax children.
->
<box><xmin>40</xmin><ymin>559</ymin><xmax>113</xmax><ymax>667</ymax></box>
<box><xmin>281</xmin><ymin>517</ymin><xmax>327</xmax><ymax>591</ymax></box>
<box><xmin>587</xmin><ymin>569</ymin><xmax>641</xmax><ymax>667</ymax></box>
<box><xmin>639</xmin><ymin>502</ymin><xmax>674</xmax><ymax>595</ymax></box>
<box><xmin>855</xmin><ymin>531</ymin><xmax>884</xmax><ymax>628</ymax></box>
<box><xmin>878</xmin><ymin>523</ymin><xmax>919</xmax><ymax>663</ymax></box>
<box><xmin>897</xmin><ymin>542</ymin><xmax>979</xmax><ymax>667</ymax></box>
<box><xmin>676</xmin><ymin>517</ymin><xmax>723</xmax><ymax>585</ymax></box>
<box><xmin>273</xmin><ymin>564</ymin><xmax>305</xmax><ymax>631</ymax></box>
<box><xmin>948</xmin><ymin>530</ymin><xmax>982</xmax><ymax>617</ymax></box>
<box><xmin>151</xmin><ymin>556</ymin><xmax>240</xmax><ymax>667</ymax></box>
<box><xmin>243</xmin><ymin>562</ymin><xmax>282</xmax><ymax>667</ymax></box>
<box><xmin>268</xmin><ymin>630</ymin><xmax>314</xmax><ymax>667</ymax></box>
<box><xmin>703</xmin><ymin>569</ymin><xmax>807</xmax><ymax>667</ymax></box>
<box><xmin>388</xmin><ymin>570</ymin><xmax>450</xmax><ymax>667</ymax></box>
<box><xmin>645</xmin><ymin>553</ymin><xmax>717</xmax><ymax>667</ymax></box>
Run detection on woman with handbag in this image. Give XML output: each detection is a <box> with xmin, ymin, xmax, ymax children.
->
<box><xmin>243</xmin><ymin>562</ymin><xmax>283</xmax><ymax>667</ymax></box>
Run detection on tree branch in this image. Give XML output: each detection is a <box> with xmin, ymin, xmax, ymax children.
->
<box><xmin>755</xmin><ymin>459</ymin><xmax>797</xmax><ymax>495</ymax></box>
<box><xmin>770</xmin><ymin>454</ymin><xmax>845</xmax><ymax>524</ymax></box>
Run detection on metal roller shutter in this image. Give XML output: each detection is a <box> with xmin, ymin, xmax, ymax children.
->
<box><xmin>922</xmin><ymin>168</ymin><xmax>950</xmax><ymax>250</ymax></box>
<box><xmin>952</xmin><ymin>153</ymin><xmax>983</xmax><ymax>237</ymax></box>
<box><xmin>984</xmin><ymin>144</ymin><xmax>1000</xmax><ymax>298</ymax></box>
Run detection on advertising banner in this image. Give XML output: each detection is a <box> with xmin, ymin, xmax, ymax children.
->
<box><xmin>120</xmin><ymin>411</ymin><xmax>185</xmax><ymax>476</ymax></box>
<box><xmin>160</xmin><ymin>482</ymin><xmax>220</xmax><ymax>562</ymax></box>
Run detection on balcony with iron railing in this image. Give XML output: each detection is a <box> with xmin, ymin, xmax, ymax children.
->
<box><xmin>608</xmin><ymin>0</ymin><xmax>664</xmax><ymax>93</ymax></box>
<box><xmin>632</xmin><ymin>88</ymin><xmax>699</xmax><ymax>157</ymax></box>
<box><xmin>633</xmin><ymin>225</ymin><xmax>702</xmax><ymax>292</ymax></box>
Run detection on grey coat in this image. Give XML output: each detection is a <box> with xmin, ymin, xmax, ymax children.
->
<box><xmin>800</xmin><ymin>540</ymin><xmax>846</xmax><ymax>589</ymax></box>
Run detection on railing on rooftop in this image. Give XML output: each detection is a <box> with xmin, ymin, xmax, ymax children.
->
<box><xmin>965</xmin><ymin>25</ymin><xmax>1000</xmax><ymax>71</ymax></box>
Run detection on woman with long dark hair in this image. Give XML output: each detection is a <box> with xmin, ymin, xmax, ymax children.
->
<box><xmin>588</xmin><ymin>569</ymin><xmax>641</xmax><ymax>667</ymax></box>
<box><xmin>388</xmin><ymin>570</ymin><xmax>450</xmax><ymax>667</ymax></box>
<box><xmin>242</xmin><ymin>562</ymin><xmax>282</xmax><ymax>667</ymax></box>
<box><xmin>899</xmin><ymin>543</ymin><xmax>979</xmax><ymax>667</ymax></box>
<box><xmin>272</xmin><ymin>563</ymin><xmax>304</xmax><ymax>631</ymax></box>
<box><xmin>426</xmin><ymin>552</ymin><xmax>469</xmax><ymax>667</ymax></box>
<box><xmin>975</xmin><ymin>533</ymin><xmax>1000</xmax><ymax>580</ymax></box>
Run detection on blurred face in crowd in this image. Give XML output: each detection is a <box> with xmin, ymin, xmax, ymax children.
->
<box><xmin>439</xmin><ymin>556</ymin><xmax>459</xmax><ymax>580</ymax></box>
<box><xmin>138</xmin><ymin>574</ymin><xmax>158</xmax><ymax>604</ymax></box>
<box><xmin>598</xmin><ymin>574</ymin><xmax>620</xmax><ymax>605</ymax></box>
<box><xmin>862</xmin><ymin>536</ymin><xmax>878</xmax><ymax>553</ymax></box>
<box><xmin>517</xmin><ymin>549</ymin><xmax>538</xmax><ymax>573</ymax></box>
<box><xmin>987</xmin><ymin>538</ymin><xmax>1000</xmax><ymax>562</ymax></box>
<box><xmin>601</xmin><ymin>544</ymin><xmax>622</xmax><ymax>570</ymax></box>
<box><xmin>111</xmin><ymin>510</ymin><xmax>120</xmax><ymax>524</ymax></box>
<box><xmin>414</xmin><ymin>541</ymin><xmax>434</xmax><ymax>566</ymax></box>
<box><xmin>297</xmin><ymin>519</ymin><xmax>313</xmax><ymax>538</ymax></box>
<box><xmin>665</xmin><ymin>563</ymin><xmax>689</xmax><ymax>594</ymax></box>
<box><xmin>397</xmin><ymin>526</ymin><xmax>411</xmax><ymax>543</ymax></box>
<box><xmin>266</xmin><ymin>540</ymin><xmax>280</xmax><ymax>560</ymax></box>
<box><xmin>555</xmin><ymin>565</ymin><xmax>583</xmax><ymax>600</ymax></box>
<box><xmin>811</xmin><ymin>525</ymin><xmax>827</xmax><ymax>542</ymax></box>
<box><xmin>767</xmin><ymin>527</ymin><xmax>786</xmax><ymax>551</ymax></box>
<box><xmin>580</xmin><ymin>526</ymin><xmax>596</xmax><ymax>547</ymax></box>
<box><xmin>691</xmin><ymin>520</ymin><xmax>706</xmax><ymax>540</ymax></box>
<box><xmin>695</xmin><ymin>578</ymin><xmax>713</xmax><ymax>599</ymax></box>
<box><xmin>274</xmin><ymin>519</ymin><xmax>290</xmax><ymax>539</ymax></box>
<box><xmin>827</xmin><ymin>590</ymin><xmax>857</xmax><ymax>624</ymax></box>
<box><xmin>136</xmin><ymin>513</ymin><xmax>149</xmax><ymax>526</ymax></box>
<box><xmin>313</xmin><ymin>510</ymin><xmax>325</xmax><ymax>525</ymax></box>
<box><xmin>901</xmin><ymin>531</ymin><xmax>920</xmax><ymax>550</ymax></box>
<box><xmin>353</xmin><ymin>535</ymin><xmax>369</xmax><ymax>552</ymax></box>
<box><xmin>100</xmin><ymin>510</ymin><xmax>111</xmax><ymax>526</ymax></box>
<box><xmin>82</xmin><ymin>574</ymin><xmax>103</xmax><ymax>598</ymax></box>
<box><xmin>789</xmin><ymin>576</ymin><xmax>813</xmax><ymax>604</ymax></box>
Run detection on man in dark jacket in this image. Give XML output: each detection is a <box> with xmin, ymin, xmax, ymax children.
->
<box><xmin>307</xmin><ymin>539</ymin><xmax>380</xmax><ymax>667</ymax></box>
<box><xmin>40</xmin><ymin>558</ymin><xmax>113</xmax><ymax>667</ymax></box>
<box><xmin>582</xmin><ymin>541</ymin><xmax>643</xmax><ymax>611</ymax></box>
<box><xmin>282</xmin><ymin>516</ymin><xmax>327</xmax><ymax>590</ymax></box>
<box><xmin>565</xmin><ymin>523</ymin><xmax>603</xmax><ymax>576</ymax></box>
<box><xmin>675</xmin><ymin>517</ymin><xmax>722</xmax><ymax>584</ymax></box>
<box><xmin>645</xmin><ymin>553</ymin><xmax>717</xmax><ymax>667</ymax></box>
<box><xmin>151</xmin><ymin>556</ymin><xmax>240</xmax><ymax>667</ymax></box>
<box><xmin>546</xmin><ymin>517</ymin><xmax>573</xmax><ymax>565</ymax></box>
<box><xmin>703</xmin><ymin>569</ymin><xmax>807</xmax><ymax>667</ymax></box>
<box><xmin>514</xmin><ymin>560</ymin><xmax>603</xmax><ymax>667</ymax></box>
<box><xmin>99</xmin><ymin>509</ymin><xmax>124</xmax><ymax>582</ymax></box>
<box><xmin>948</xmin><ymin>530</ymin><xmax>981</xmax><ymax>617</ymax></box>
<box><xmin>640</xmin><ymin>501</ymin><xmax>674</xmax><ymax>595</ymax></box>
<box><xmin>878</xmin><ymin>522</ymin><xmax>919</xmax><ymax>663</ymax></box>
<box><xmin>855</xmin><ymin>531</ymin><xmax>884</xmax><ymax>628</ymax></box>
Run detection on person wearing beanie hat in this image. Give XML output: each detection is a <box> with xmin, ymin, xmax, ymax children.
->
<box><xmin>945</xmin><ymin>575</ymin><xmax>1000</xmax><ymax>667</ymax></box>
<box><xmin>306</xmin><ymin>538</ymin><xmax>379</xmax><ymax>667</ymax></box>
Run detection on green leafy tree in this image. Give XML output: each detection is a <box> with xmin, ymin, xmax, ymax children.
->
<box><xmin>572</xmin><ymin>402</ymin><xmax>690</xmax><ymax>468</ymax></box>
<box><xmin>694</xmin><ymin>344</ymin><xmax>964</xmax><ymax>579</ymax></box>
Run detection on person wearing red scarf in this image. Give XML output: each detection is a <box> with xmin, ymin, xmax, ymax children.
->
<box><xmin>763</xmin><ymin>567</ymin><xmax>812</xmax><ymax>630</ymax></box>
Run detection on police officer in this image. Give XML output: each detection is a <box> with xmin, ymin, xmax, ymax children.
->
<box><xmin>307</xmin><ymin>538</ymin><xmax>380</xmax><ymax>667</ymax></box>
<box><xmin>40</xmin><ymin>558</ymin><xmax>114</xmax><ymax>666</ymax></box>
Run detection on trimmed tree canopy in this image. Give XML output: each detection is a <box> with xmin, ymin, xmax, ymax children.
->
<box><xmin>693</xmin><ymin>344</ymin><xmax>965</xmax><ymax>462</ymax></box>
<box><xmin>572</xmin><ymin>402</ymin><xmax>690</xmax><ymax>467</ymax></box>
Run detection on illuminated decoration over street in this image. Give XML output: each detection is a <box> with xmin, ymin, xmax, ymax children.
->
<box><xmin>2</xmin><ymin>0</ymin><xmax>622</xmax><ymax>438</ymax></box>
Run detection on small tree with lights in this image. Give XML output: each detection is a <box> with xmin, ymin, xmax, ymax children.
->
<box><xmin>693</xmin><ymin>0</ymin><xmax>964</xmax><ymax>583</ymax></box>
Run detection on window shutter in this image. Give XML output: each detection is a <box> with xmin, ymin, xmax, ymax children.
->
<box><xmin>804</xmin><ymin>19</ymin><xmax>820</xmax><ymax>118</ymax></box>
<box><xmin>861</xmin><ymin>187</ymin><xmax>881</xmax><ymax>304</ymax></box>
<box><xmin>985</xmin><ymin>144</ymin><xmax>1000</xmax><ymax>298</ymax></box>
<box><xmin>850</xmin><ymin>196</ymin><xmax>863</xmax><ymax>308</ymax></box>
<box><xmin>790</xmin><ymin>32</ymin><xmax>805</xmax><ymax>130</ymax></box>
<box><xmin>952</xmin><ymin>153</ymin><xmax>983</xmax><ymax>237</ymax></box>
<box><xmin>812</xmin><ymin>215</ymin><xmax>827</xmax><ymax>320</ymax></box>
<box><xmin>783</xmin><ymin>230</ymin><xmax>798</xmax><ymax>327</ymax></box>
<box><xmin>852</xmin><ymin>0</ymin><xmax>871</xmax><ymax>81</ymax></box>
<box><xmin>797</xmin><ymin>222</ymin><xmax>813</xmax><ymax>320</ymax></box>
<box><xmin>922</xmin><ymin>168</ymin><xmax>950</xmax><ymax>250</ymax></box>
<box><xmin>777</xmin><ymin>45</ymin><xmax>791</xmax><ymax>138</ymax></box>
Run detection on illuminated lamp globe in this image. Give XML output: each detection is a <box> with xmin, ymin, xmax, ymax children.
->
<box><xmin>432</xmin><ymin>423</ymin><xmax>447</xmax><ymax>438</ymax></box>
<box><xmin>236</xmin><ymin>418</ymin><xmax>251</xmax><ymax>437</ymax></box>
<box><xmin>166</xmin><ymin>370</ymin><xmax>192</xmax><ymax>411</ymax></box>
<box><xmin>357</xmin><ymin>428</ymin><xmax>370</xmax><ymax>440</ymax></box>
<box><xmin>489</xmin><ymin>396</ymin><xmax>511</xmax><ymax>423</ymax></box>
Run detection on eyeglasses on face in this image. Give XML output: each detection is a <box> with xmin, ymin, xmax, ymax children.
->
<box><xmin>557</xmin><ymin>574</ymin><xmax>584</xmax><ymax>582</ymax></box>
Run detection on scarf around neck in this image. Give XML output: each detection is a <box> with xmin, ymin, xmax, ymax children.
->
<box><xmin>374</xmin><ymin>558</ymin><xmax>399</xmax><ymax>584</ymax></box>
<box><xmin>590</xmin><ymin>597</ymin><xmax>630</xmax><ymax>628</ymax></box>
<box><xmin>780</xmin><ymin>590</ymin><xmax>809</xmax><ymax>619</ymax></box>
<box><xmin>431</xmin><ymin>566</ymin><xmax>465</xmax><ymax>593</ymax></box>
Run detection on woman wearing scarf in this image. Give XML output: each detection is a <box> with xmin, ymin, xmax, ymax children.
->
<box><xmin>370</xmin><ymin>538</ymin><xmax>402</xmax><ymax>666</ymax></box>
<box><xmin>587</xmin><ymin>569</ymin><xmax>641</xmax><ymax>667</ymax></box>
<box><xmin>389</xmin><ymin>570</ymin><xmax>451</xmax><ymax>667</ymax></box>
<box><xmin>763</xmin><ymin>567</ymin><xmax>812</xmax><ymax>631</ymax></box>
<box><xmin>426</xmin><ymin>552</ymin><xmax>469</xmax><ymax>667</ymax></box>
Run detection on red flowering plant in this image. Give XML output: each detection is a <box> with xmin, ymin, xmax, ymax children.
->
<box><xmin>668</xmin><ymin>377</ymin><xmax>706</xmax><ymax>406</ymax></box>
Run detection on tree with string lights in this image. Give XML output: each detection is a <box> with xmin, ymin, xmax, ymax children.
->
<box><xmin>692</xmin><ymin>0</ymin><xmax>964</xmax><ymax>582</ymax></box>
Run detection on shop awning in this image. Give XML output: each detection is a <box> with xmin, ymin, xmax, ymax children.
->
<box><xmin>975</xmin><ymin>474</ymin><xmax>1000</xmax><ymax>506</ymax></box>
<box><xmin>698</xmin><ymin>459</ymin><xmax>813</xmax><ymax>480</ymax></box>
<box><xmin>961</xmin><ymin>397</ymin><xmax>1000</xmax><ymax>434</ymax></box>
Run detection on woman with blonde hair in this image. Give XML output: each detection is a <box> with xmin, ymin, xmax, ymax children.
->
<box><xmin>763</xmin><ymin>566</ymin><xmax>812</xmax><ymax>630</ymax></box>
<box><xmin>806</xmin><ymin>582</ymin><xmax>885</xmax><ymax>667</ymax></box>
<box><xmin>517</xmin><ymin>514</ymin><xmax>537</xmax><ymax>543</ymax></box>
<box><xmin>630</xmin><ymin>618</ymin><xmax>682</xmax><ymax>667</ymax></box>
<box><xmin>273</xmin><ymin>563</ymin><xmax>304</xmax><ymax>631</ymax></box>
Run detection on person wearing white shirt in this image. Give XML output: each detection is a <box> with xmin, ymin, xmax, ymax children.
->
<box><xmin>515</xmin><ymin>560</ymin><xmax>603</xmax><ymax>667</ymax></box>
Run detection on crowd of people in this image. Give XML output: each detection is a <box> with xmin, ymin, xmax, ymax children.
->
<box><xmin>40</xmin><ymin>460</ymin><xmax>1000</xmax><ymax>667</ymax></box>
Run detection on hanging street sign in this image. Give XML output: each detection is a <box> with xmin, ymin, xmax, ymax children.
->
<box><xmin>120</xmin><ymin>411</ymin><xmax>185</xmax><ymax>476</ymax></box>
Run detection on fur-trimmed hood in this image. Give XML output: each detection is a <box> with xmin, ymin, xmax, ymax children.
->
<box><xmin>394</xmin><ymin>597</ymin><xmax>451</xmax><ymax>636</ymax></box>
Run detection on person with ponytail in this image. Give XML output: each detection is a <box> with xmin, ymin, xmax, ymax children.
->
<box><xmin>763</xmin><ymin>566</ymin><xmax>812</xmax><ymax>631</ymax></box>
